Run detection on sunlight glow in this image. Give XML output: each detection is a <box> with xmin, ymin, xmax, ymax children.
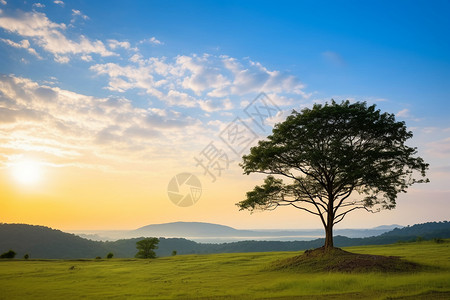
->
<box><xmin>11</xmin><ymin>160</ymin><xmax>42</xmax><ymax>186</ymax></box>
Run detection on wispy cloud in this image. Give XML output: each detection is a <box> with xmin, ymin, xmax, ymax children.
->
<box><xmin>140</xmin><ymin>37</ymin><xmax>163</xmax><ymax>45</ymax></box>
<box><xmin>322</xmin><ymin>50</ymin><xmax>345</xmax><ymax>67</ymax></box>
<box><xmin>32</xmin><ymin>3</ymin><xmax>45</xmax><ymax>8</ymax></box>
<box><xmin>397</xmin><ymin>108</ymin><xmax>411</xmax><ymax>118</ymax></box>
<box><xmin>0</xmin><ymin>38</ymin><xmax>41</xmax><ymax>58</ymax></box>
<box><xmin>71</xmin><ymin>9</ymin><xmax>89</xmax><ymax>22</ymax></box>
<box><xmin>426</xmin><ymin>137</ymin><xmax>450</xmax><ymax>158</ymax></box>
<box><xmin>396</xmin><ymin>108</ymin><xmax>422</xmax><ymax>122</ymax></box>
<box><xmin>199</xmin><ymin>98</ymin><xmax>233</xmax><ymax>112</ymax></box>
<box><xmin>0</xmin><ymin>11</ymin><xmax>114</xmax><ymax>63</ymax></box>
<box><xmin>107</xmin><ymin>39</ymin><xmax>138</xmax><ymax>51</ymax></box>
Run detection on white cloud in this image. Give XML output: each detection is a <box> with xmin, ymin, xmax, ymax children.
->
<box><xmin>165</xmin><ymin>90</ymin><xmax>197</xmax><ymax>107</ymax></box>
<box><xmin>107</xmin><ymin>39</ymin><xmax>138</xmax><ymax>52</ymax></box>
<box><xmin>32</xmin><ymin>3</ymin><xmax>45</xmax><ymax>8</ymax></box>
<box><xmin>206</xmin><ymin>119</ymin><xmax>230</xmax><ymax>131</ymax></box>
<box><xmin>177</xmin><ymin>54</ymin><xmax>230</xmax><ymax>95</ymax></box>
<box><xmin>265</xmin><ymin>109</ymin><xmax>290</xmax><ymax>127</ymax></box>
<box><xmin>0</xmin><ymin>74</ymin><xmax>202</xmax><ymax>170</ymax></box>
<box><xmin>0</xmin><ymin>11</ymin><xmax>114</xmax><ymax>62</ymax></box>
<box><xmin>80</xmin><ymin>54</ymin><xmax>93</xmax><ymax>62</ymax></box>
<box><xmin>71</xmin><ymin>9</ymin><xmax>89</xmax><ymax>22</ymax></box>
<box><xmin>396</xmin><ymin>108</ymin><xmax>422</xmax><ymax>122</ymax></box>
<box><xmin>221</xmin><ymin>56</ymin><xmax>308</xmax><ymax>96</ymax></box>
<box><xmin>53</xmin><ymin>0</ymin><xmax>64</xmax><ymax>6</ymax></box>
<box><xmin>240</xmin><ymin>100</ymin><xmax>250</xmax><ymax>108</ymax></box>
<box><xmin>199</xmin><ymin>98</ymin><xmax>233</xmax><ymax>112</ymax></box>
<box><xmin>130</xmin><ymin>53</ymin><xmax>143</xmax><ymax>63</ymax></box>
<box><xmin>108</xmin><ymin>39</ymin><xmax>130</xmax><ymax>50</ymax></box>
<box><xmin>54</xmin><ymin>54</ymin><xmax>70</xmax><ymax>63</ymax></box>
<box><xmin>140</xmin><ymin>37</ymin><xmax>163</xmax><ymax>45</ymax></box>
<box><xmin>265</xmin><ymin>93</ymin><xmax>296</xmax><ymax>107</ymax></box>
<box><xmin>0</xmin><ymin>38</ymin><xmax>41</xmax><ymax>58</ymax></box>
<box><xmin>90</xmin><ymin>53</ymin><xmax>309</xmax><ymax>112</ymax></box>
<box><xmin>0</xmin><ymin>0</ymin><xmax>6</xmax><ymax>5</ymax></box>
<box><xmin>397</xmin><ymin>108</ymin><xmax>410</xmax><ymax>118</ymax></box>
<box><xmin>90</xmin><ymin>62</ymin><xmax>165</xmax><ymax>97</ymax></box>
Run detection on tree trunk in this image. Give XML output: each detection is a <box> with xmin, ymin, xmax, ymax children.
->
<box><xmin>324</xmin><ymin>222</ymin><xmax>334</xmax><ymax>250</ymax></box>
<box><xmin>324</xmin><ymin>197</ymin><xmax>334</xmax><ymax>251</ymax></box>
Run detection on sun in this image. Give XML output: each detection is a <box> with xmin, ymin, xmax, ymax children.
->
<box><xmin>11</xmin><ymin>160</ymin><xmax>43</xmax><ymax>186</ymax></box>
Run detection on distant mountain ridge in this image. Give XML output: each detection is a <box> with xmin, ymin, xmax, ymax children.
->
<box><xmin>71</xmin><ymin>221</ymin><xmax>405</xmax><ymax>242</ymax></box>
<box><xmin>0</xmin><ymin>221</ymin><xmax>448</xmax><ymax>259</ymax></box>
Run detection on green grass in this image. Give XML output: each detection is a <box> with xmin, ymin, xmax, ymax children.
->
<box><xmin>0</xmin><ymin>240</ymin><xmax>449</xmax><ymax>299</ymax></box>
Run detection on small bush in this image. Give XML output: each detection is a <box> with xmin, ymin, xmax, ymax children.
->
<box><xmin>172</xmin><ymin>250</ymin><xmax>177</xmax><ymax>256</ymax></box>
<box><xmin>0</xmin><ymin>250</ymin><xmax>16</xmax><ymax>259</ymax></box>
<box><xmin>433</xmin><ymin>238</ymin><xmax>444</xmax><ymax>244</ymax></box>
<box><xmin>24</xmin><ymin>254</ymin><xmax>29</xmax><ymax>260</ymax></box>
<box><xmin>95</xmin><ymin>256</ymin><xmax>102</xmax><ymax>259</ymax></box>
<box><xmin>106</xmin><ymin>252</ymin><xmax>114</xmax><ymax>259</ymax></box>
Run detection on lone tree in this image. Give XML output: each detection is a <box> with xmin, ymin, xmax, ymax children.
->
<box><xmin>135</xmin><ymin>237</ymin><xmax>159</xmax><ymax>259</ymax></box>
<box><xmin>238</xmin><ymin>101</ymin><xmax>428</xmax><ymax>251</ymax></box>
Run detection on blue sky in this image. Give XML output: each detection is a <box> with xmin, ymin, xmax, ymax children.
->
<box><xmin>0</xmin><ymin>0</ymin><xmax>449</xmax><ymax>229</ymax></box>
<box><xmin>2</xmin><ymin>1</ymin><xmax>450</xmax><ymax>117</ymax></box>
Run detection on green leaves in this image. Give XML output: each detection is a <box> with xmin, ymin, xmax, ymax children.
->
<box><xmin>135</xmin><ymin>237</ymin><xmax>159</xmax><ymax>259</ymax></box>
<box><xmin>237</xmin><ymin>176</ymin><xmax>284</xmax><ymax>211</ymax></box>
<box><xmin>239</xmin><ymin>100</ymin><xmax>429</xmax><ymax>225</ymax></box>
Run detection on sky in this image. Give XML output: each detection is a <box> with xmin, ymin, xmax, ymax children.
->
<box><xmin>0</xmin><ymin>0</ymin><xmax>449</xmax><ymax>231</ymax></box>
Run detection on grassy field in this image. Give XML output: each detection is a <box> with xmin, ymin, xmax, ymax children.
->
<box><xmin>0</xmin><ymin>240</ymin><xmax>449</xmax><ymax>299</ymax></box>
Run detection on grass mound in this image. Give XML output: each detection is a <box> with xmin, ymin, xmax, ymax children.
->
<box><xmin>271</xmin><ymin>246</ymin><xmax>423</xmax><ymax>273</ymax></box>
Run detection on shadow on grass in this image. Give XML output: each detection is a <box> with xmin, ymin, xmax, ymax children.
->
<box><xmin>269</xmin><ymin>247</ymin><xmax>434</xmax><ymax>273</ymax></box>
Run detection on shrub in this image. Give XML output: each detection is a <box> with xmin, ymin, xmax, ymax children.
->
<box><xmin>24</xmin><ymin>254</ymin><xmax>29</xmax><ymax>260</ymax></box>
<box><xmin>95</xmin><ymin>256</ymin><xmax>102</xmax><ymax>259</ymax></box>
<box><xmin>0</xmin><ymin>250</ymin><xmax>16</xmax><ymax>259</ymax></box>
<box><xmin>107</xmin><ymin>252</ymin><xmax>114</xmax><ymax>259</ymax></box>
<box><xmin>433</xmin><ymin>238</ymin><xmax>444</xmax><ymax>244</ymax></box>
<box><xmin>172</xmin><ymin>250</ymin><xmax>177</xmax><ymax>256</ymax></box>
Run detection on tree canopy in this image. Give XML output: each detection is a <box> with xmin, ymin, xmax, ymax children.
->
<box><xmin>237</xmin><ymin>101</ymin><xmax>429</xmax><ymax>250</ymax></box>
<box><xmin>135</xmin><ymin>238</ymin><xmax>159</xmax><ymax>259</ymax></box>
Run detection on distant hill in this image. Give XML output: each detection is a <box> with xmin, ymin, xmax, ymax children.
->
<box><xmin>0</xmin><ymin>224</ymin><xmax>107</xmax><ymax>259</ymax></box>
<box><xmin>0</xmin><ymin>221</ymin><xmax>448</xmax><ymax>259</ymax></box>
<box><xmin>372</xmin><ymin>224</ymin><xmax>403</xmax><ymax>230</ymax></box>
<box><xmin>133</xmin><ymin>221</ymin><xmax>252</xmax><ymax>237</ymax></box>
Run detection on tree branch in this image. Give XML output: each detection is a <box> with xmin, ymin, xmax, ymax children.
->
<box><xmin>290</xmin><ymin>203</ymin><xmax>321</xmax><ymax>216</ymax></box>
